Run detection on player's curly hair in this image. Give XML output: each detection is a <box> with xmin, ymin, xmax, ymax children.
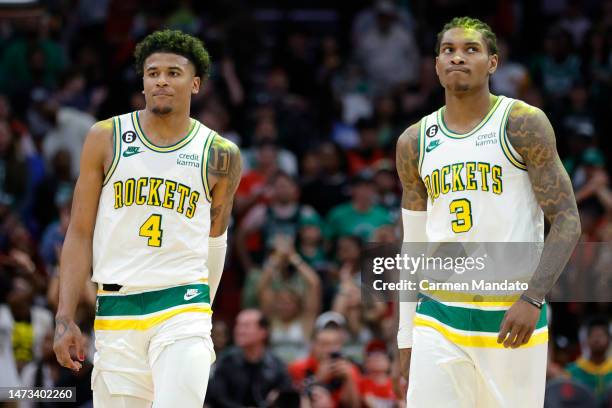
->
<box><xmin>134</xmin><ymin>29</ymin><xmax>211</xmax><ymax>79</ymax></box>
<box><xmin>435</xmin><ymin>17</ymin><xmax>498</xmax><ymax>55</ymax></box>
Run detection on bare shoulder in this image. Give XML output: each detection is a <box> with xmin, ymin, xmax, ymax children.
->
<box><xmin>87</xmin><ymin>118</ymin><xmax>113</xmax><ymax>140</ymax></box>
<box><xmin>506</xmin><ymin>100</ymin><xmax>555</xmax><ymax>154</ymax></box>
<box><xmin>396</xmin><ymin>121</ymin><xmax>421</xmax><ymax>154</ymax></box>
<box><xmin>208</xmin><ymin>134</ymin><xmax>241</xmax><ymax>178</ymax></box>
<box><xmin>83</xmin><ymin>118</ymin><xmax>115</xmax><ymax>169</ymax></box>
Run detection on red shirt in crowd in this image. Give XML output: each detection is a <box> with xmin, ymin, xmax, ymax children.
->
<box><xmin>288</xmin><ymin>356</ymin><xmax>362</xmax><ymax>407</ymax></box>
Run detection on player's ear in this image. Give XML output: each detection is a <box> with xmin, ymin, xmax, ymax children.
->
<box><xmin>434</xmin><ymin>56</ymin><xmax>441</xmax><ymax>77</ymax></box>
<box><xmin>192</xmin><ymin>76</ymin><xmax>201</xmax><ymax>94</ymax></box>
<box><xmin>488</xmin><ymin>53</ymin><xmax>498</xmax><ymax>76</ymax></box>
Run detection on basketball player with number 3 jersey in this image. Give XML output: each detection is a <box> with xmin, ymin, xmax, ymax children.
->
<box><xmin>53</xmin><ymin>30</ymin><xmax>241</xmax><ymax>407</ymax></box>
<box><xmin>395</xmin><ymin>18</ymin><xmax>580</xmax><ymax>407</ymax></box>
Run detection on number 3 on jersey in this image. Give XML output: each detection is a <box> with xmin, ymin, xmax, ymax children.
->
<box><xmin>449</xmin><ymin>199</ymin><xmax>472</xmax><ymax>233</ymax></box>
<box><xmin>139</xmin><ymin>214</ymin><xmax>163</xmax><ymax>247</ymax></box>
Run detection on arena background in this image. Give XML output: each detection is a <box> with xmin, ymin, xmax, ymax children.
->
<box><xmin>0</xmin><ymin>0</ymin><xmax>610</xmax><ymax>406</ymax></box>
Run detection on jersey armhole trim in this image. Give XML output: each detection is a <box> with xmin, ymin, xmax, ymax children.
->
<box><xmin>201</xmin><ymin>130</ymin><xmax>216</xmax><ymax>202</ymax></box>
<box><xmin>417</xmin><ymin>120</ymin><xmax>426</xmax><ymax>176</ymax></box>
<box><xmin>499</xmin><ymin>101</ymin><xmax>528</xmax><ymax>171</ymax></box>
<box><xmin>102</xmin><ymin>116</ymin><xmax>122</xmax><ymax>186</ymax></box>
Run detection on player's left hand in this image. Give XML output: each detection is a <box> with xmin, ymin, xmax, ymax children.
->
<box><xmin>497</xmin><ymin>299</ymin><xmax>541</xmax><ymax>348</ymax></box>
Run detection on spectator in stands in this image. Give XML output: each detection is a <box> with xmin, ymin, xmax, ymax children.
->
<box><xmin>574</xmin><ymin>148</ymin><xmax>612</xmax><ymax>212</ymax></box>
<box><xmin>326</xmin><ymin>174</ymin><xmax>392</xmax><ymax>242</ymax></box>
<box><xmin>490</xmin><ymin>38</ymin><xmax>530</xmax><ymax>98</ymax></box>
<box><xmin>302</xmin><ymin>383</ymin><xmax>336</xmax><ymax>408</ymax></box>
<box><xmin>19</xmin><ymin>330</ymin><xmax>60</xmax><ymax>407</ymax></box>
<box><xmin>532</xmin><ymin>26</ymin><xmax>581</xmax><ymax>101</ymax></box>
<box><xmin>289</xmin><ymin>322</ymin><xmax>362</xmax><ymax>408</ymax></box>
<box><xmin>332</xmin><ymin>264</ymin><xmax>386</xmax><ymax>364</ymax></box>
<box><xmin>257</xmin><ymin>234</ymin><xmax>321</xmax><ymax>363</ymax></box>
<box><xmin>211</xmin><ymin>320</ymin><xmax>231</xmax><ymax>358</ymax></box>
<box><xmin>373</xmin><ymin>161</ymin><xmax>401</xmax><ymax>221</ymax></box>
<box><xmin>566</xmin><ymin>317</ymin><xmax>612</xmax><ymax>400</ymax></box>
<box><xmin>0</xmin><ymin>17</ymin><xmax>66</xmax><ymax>96</ymax></box>
<box><xmin>581</xmin><ymin>28</ymin><xmax>612</xmax><ymax>106</ymax></box>
<box><xmin>207</xmin><ymin>309</ymin><xmax>291</xmax><ymax>407</ymax></box>
<box><xmin>354</xmin><ymin>0</ymin><xmax>420</xmax><ymax>93</ymax></box>
<box><xmin>0</xmin><ymin>276</ymin><xmax>53</xmax><ymax>373</ymax></box>
<box><xmin>373</xmin><ymin>95</ymin><xmax>399</xmax><ymax>149</ymax></box>
<box><xmin>36</xmin><ymin>91</ymin><xmax>96</xmax><ymax>179</ymax></box>
<box><xmin>296</xmin><ymin>211</ymin><xmax>329</xmax><ymax>273</ymax></box>
<box><xmin>346</xmin><ymin>118</ymin><xmax>387</xmax><ymax>176</ymax></box>
<box><xmin>237</xmin><ymin>172</ymin><xmax>322</xmax><ymax>272</ymax></box>
<box><xmin>242</xmin><ymin>117</ymin><xmax>297</xmax><ymax>176</ymax></box>
<box><xmin>559</xmin><ymin>0</ymin><xmax>592</xmax><ymax>47</ymax></box>
<box><xmin>39</xmin><ymin>195</ymin><xmax>71</xmax><ymax>273</ymax></box>
<box><xmin>301</xmin><ymin>142</ymin><xmax>350</xmax><ymax>217</ymax></box>
<box><xmin>234</xmin><ymin>139</ymin><xmax>279</xmax><ymax>217</ymax></box>
<box><xmin>561</xmin><ymin>82</ymin><xmax>596</xmax><ymax>148</ymax></box>
<box><xmin>33</xmin><ymin>148</ymin><xmax>74</xmax><ymax>231</ymax></box>
<box><xmin>0</xmin><ymin>120</ymin><xmax>29</xmax><ymax>209</ymax></box>
<box><xmin>359</xmin><ymin>340</ymin><xmax>397</xmax><ymax>407</ymax></box>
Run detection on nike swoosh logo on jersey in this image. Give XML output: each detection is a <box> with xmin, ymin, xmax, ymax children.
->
<box><xmin>425</xmin><ymin>140</ymin><xmax>443</xmax><ymax>153</ymax></box>
<box><xmin>123</xmin><ymin>147</ymin><xmax>143</xmax><ymax>157</ymax></box>
<box><xmin>184</xmin><ymin>289</ymin><xmax>200</xmax><ymax>301</ymax></box>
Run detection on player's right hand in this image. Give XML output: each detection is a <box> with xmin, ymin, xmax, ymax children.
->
<box><xmin>53</xmin><ymin>317</ymin><xmax>85</xmax><ymax>371</ymax></box>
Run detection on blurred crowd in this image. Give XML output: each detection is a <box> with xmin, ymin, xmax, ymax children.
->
<box><xmin>0</xmin><ymin>0</ymin><xmax>610</xmax><ymax>407</ymax></box>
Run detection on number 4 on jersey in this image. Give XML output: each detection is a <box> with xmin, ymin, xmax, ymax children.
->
<box><xmin>139</xmin><ymin>214</ymin><xmax>163</xmax><ymax>247</ymax></box>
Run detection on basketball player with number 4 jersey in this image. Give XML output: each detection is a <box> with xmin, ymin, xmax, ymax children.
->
<box><xmin>53</xmin><ymin>30</ymin><xmax>241</xmax><ymax>407</ymax></box>
<box><xmin>395</xmin><ymin>18</ymin><xmax>580</xmax><ymax>407</ymax></box>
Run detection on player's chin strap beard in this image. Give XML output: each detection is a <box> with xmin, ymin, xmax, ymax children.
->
<box><xmin>151</xmin><ymin>106</ymin><xmax>172</xmax><ymax>115</ymax></box>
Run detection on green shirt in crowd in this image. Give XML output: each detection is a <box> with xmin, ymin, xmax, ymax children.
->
<box><xmin>326</xmin><ymin>203</ymin><xmax>392</xmax><ymax>241</ymax></box>
<box><xmin>566</xmin><ymin>357</ymin><xmax>612</xmax><ymax>399</ymax></box>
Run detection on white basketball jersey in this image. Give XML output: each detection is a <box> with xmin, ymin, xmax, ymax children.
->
<box><xmin>92</xmin><ymin>111</ymin><xmax>216</xmax><ymax>287</ymax></box>
<box><xmin>418</xmin><ymin>96</ymin><xmax>543</xmax><ymax>243</ymax></box>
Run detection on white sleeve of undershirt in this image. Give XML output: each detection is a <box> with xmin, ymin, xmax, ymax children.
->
<box><xmin>397</xmin><ymin>209</ymin><xmax>427</xmax><ymax>349</ymax></box>
<box><xmin>207</xmin><ymin>230</ymin><xmax>228</xmax><ymax>303</ymax></box>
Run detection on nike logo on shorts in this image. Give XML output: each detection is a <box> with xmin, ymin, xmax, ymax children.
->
<box><xmin>184</xmin><ymin>289</ymin><xmax>200</xmax><ymax>301</ymax></box>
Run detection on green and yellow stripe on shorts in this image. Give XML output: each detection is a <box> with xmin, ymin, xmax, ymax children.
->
<box><xmin>95</xmin><ymin>284</ymin><xmax>212</xmax><ymax>331</ymax></box>
<box><xmin>414</xmin><ymin>294</ymin><xmax>548</xmax><ymax>348</ymax></box>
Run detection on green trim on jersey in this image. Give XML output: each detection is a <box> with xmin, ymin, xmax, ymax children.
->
<box><xmin>418</xmin><ymin>120</ymin><xmax>426</xmax><ymax>175</ymax></box>
<box><xmin>96</xmin><ymin>283</ymin><xmax>210</xmax><ymax>317</ymax></box>
<box><xmin>103</xmin><ymin>116</ymin><xmax>122</xmax><ymax>186</ymax></box>
<box><xmin>132</xmin><ymin>111</ymin><xmax>199</xmax><ymax>152</ymax></box>
<box><xmin>201</xmin><ymin>131</ymin><xmax>216</xmax><ymax>202</ymax></box>
<box><xmin>417</xmin><ymin>294</ymin><xmax>547</xmax><ymax>333</ymax></box>
<box><xmin>499</xmin><ymin>101</ymin><xmax>528</xmax><ymax>171</ymax></box>
<box><xmin>437</xmin><ymin>95</ymin><xmax>504</xmax><ymax>139</ymax></box>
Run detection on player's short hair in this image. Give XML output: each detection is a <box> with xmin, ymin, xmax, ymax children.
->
<box><xmin>435</xmin><ymin>17</ymin><xmax>498</xmax><ymax>55</ymax></box>
<box><xmin>134</xmin><ymin>29</ymin><xmax>211</xmax><ymax>79</ymax></box>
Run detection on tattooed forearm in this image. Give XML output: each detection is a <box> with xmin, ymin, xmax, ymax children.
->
<box><xmin>210</xmin><ymin>205</ymin><xmax>222</xmax><ymax>223</ymax></box>
<box><xmin>396</xmin><ymin>122</ymin><xmax>428</xmax><ymax>211</ymax></box>
<box><xmin>209</xmin><ymin>135</ymin><xmax>242</xmax><ymax>235</ymax></box>
<box><xmin>54</xmin><ymin>317</ymin><xmax>69</xmax><ymax>342</ymax></box>
<box><xmin>506</xmin><ymin>102</ymin><xmax>581</xmax><ymax>300</ymax></box>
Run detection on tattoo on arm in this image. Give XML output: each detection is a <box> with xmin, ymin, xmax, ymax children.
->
<box><xmin>506</xmin><ymin>102</ymin><xmax>581</xmax><ymax>299</ymax></box>
<box><xmin>396</xmin><ymin>122</ymin><xmax>428</xmax><ymax>211</ymax></box>
<box><xmin>210</xmin><ymin>205</ymin><xmax>222</xmax><ymax>224</ymax></box>
<box><xmin>54</xmin><ymin>317</ymin><xmax>69</xmax><ymax>342</ymax></box>
<box><xmin>208</xmin><ymin>136</ymin><xmax>242</xmax><ymax>233</ymax></box>
<box><xmin>208</xmin><ymin>146</ymin><xmax>230</xmax><ymax>175</ymax></box>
